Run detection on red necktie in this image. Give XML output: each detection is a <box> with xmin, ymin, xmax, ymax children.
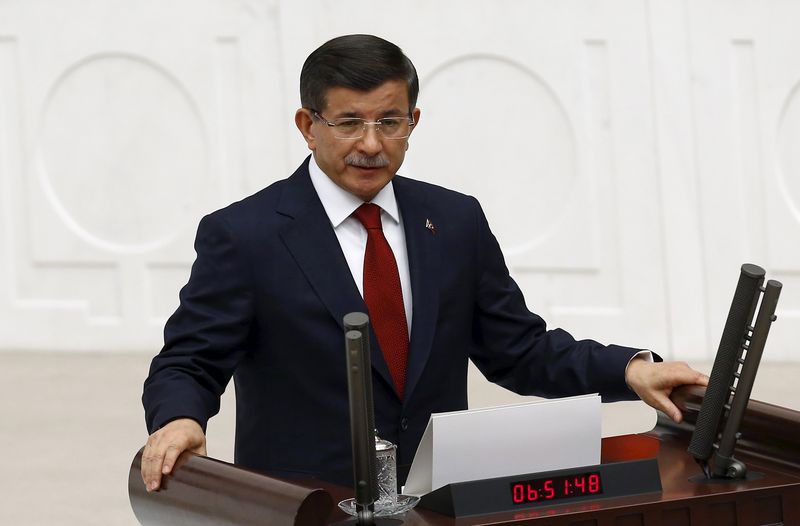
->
<box><xmin>353</xmin><ymin>203</ymin><xmax>409</xmax><ymax>399</ymax></box>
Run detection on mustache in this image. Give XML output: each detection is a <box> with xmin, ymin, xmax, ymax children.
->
<box><xmin>345</xmin><ymin>154</ymin><xmax>390</xmax><ymax>168</ymax></box>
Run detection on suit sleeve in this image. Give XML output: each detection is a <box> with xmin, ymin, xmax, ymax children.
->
<box><xmin>142</xmin><ymin>213</ymin><xmax>255</xmax><ymax>432</ymax></box>
<box><xmin>466</xmin><ymin>198</ymin><xmax>650</xmax><ymax>402</ymax></box>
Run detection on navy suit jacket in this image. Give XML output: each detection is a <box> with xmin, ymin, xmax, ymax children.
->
<box><xmin>143</xmin><ymin>158</ymin><xmax>643</xmax><ymax>485</ymax></box>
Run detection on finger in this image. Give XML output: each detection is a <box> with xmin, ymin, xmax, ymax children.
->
<box><xmin>657</xmin><ymin>363</ymin><xmax>708</xmax><ymax>389</ymax></box>
<box><xmin>141</xmin><ymin>441</ymin><xmax>165</xmax><ymax>492</ymax></box>
<box><xmin>162</xmin><ymin>444</ymin><xmax>184</xmax><ymax>475</ymax></box>
<box><xmin>674</xmin><ymin>368</ymin><xmax>709</xmax><ymax>388</ymax></box>
<box><xmin>650</xmin><ymin>392</ymin><xmax>683</xmax><ymax>423</ymax></box>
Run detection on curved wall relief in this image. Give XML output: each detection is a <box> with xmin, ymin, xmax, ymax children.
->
<box><xmin>411</xmin><ymin>55</ymin><xmax>577</xmax><ymax>255</ymax></box>
<box><xmin>778</xmin><ymin>81</ymin><xmax>800</xmax><ymax>224</ymax></box>
<box><xmin>36</xmin><ymin>53</ymin><xmax>208</xmax><ymax>253</ymax></box>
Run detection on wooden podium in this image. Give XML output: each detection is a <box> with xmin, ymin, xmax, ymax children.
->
<box><xmin>129</xmin><ymin>386</ymin><xmax>800</xmax><ymax>525</ymax></box>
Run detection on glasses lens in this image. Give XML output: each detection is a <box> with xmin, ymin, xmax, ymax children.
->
<box><xmin>332</xmin><ymin>119</ymin><xmax>364</xmax><ymax>139</ymax></box>
<box><xmin>328</xmin><ymin>118</ymin><xmax>411</xmax><ymax>139</ymax></box>
<box><xmin>379</xmin><ymin>118</ymin><xmax>410</xmax><ymax>138</ymax></box>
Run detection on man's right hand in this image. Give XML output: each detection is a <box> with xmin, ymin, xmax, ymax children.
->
<box><xmin>141</xmin><ymin>418</ymin><xmax>207</xmax><ymax>492</ymax></box>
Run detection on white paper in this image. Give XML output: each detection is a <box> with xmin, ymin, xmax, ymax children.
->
<box><xmin>404</xmin><ymin>394</ymin><xmax>601</xmax><ymax>496</ymax></box>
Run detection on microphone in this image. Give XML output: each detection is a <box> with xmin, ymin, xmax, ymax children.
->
<box><xmin>343</xmin><ymin>312</ymin><xmax>378</xmax><ymax>525</ymax></box>
<box><xmin>339</xmin><ymin>313</ymin><xmax>404</xmax><ymax>525</ymax></box>
<box><xmin>688</xmin><ymin>264</ymin><xmax>764</xmax><ymax>470</ymax></box>
<box><xmin>687</xmin><ymin>263</ymin><xmax>782</xmax><ymax>480</ymax></box>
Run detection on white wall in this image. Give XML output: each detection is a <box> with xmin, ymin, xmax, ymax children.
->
<box><xmin>0</xmin><ymin>0</ymin><xmax>798</xmax><ymax>361</ymax></box>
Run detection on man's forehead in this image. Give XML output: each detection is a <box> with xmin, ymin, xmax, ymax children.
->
<box><xmin>321</xmin><ymin>80</ymin><xmax>410</xmax><ymax>116</ymax></box>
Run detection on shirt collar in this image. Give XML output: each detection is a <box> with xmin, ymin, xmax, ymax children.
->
<box><xmin>308</xmin><ymin>155</ymin><xmax>400</xmax><ymax>227</ymax></box>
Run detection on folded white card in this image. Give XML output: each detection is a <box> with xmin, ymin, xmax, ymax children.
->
<box><xmin>403</xmin><ymin>394</ymin><xmax>601</xmax><ymax>496</ymax></box>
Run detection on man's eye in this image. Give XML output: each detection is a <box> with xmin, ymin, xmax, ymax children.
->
<box><xmin>335</xmin><ymin>119</ymin><xmax>363</xmax><ymax>129</ymax></box>
<box><xmin>380</xmin><ymin>119</ymin><xmax>402</xmax><ymax>129</ymax></box>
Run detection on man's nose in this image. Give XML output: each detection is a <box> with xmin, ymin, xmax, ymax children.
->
<box><xmin>357</xmin><ymin>123</ymin><xmax>383</xmax><ymax>155</ymax></box>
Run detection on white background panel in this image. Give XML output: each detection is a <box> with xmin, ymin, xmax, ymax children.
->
<box><xmin>0</xmin><ymin>0</ymin><xmax>797</xmax><ymax>363</ymax></box>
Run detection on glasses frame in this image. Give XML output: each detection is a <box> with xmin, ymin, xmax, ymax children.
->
<box><xmin>310</xmin><ymin>110</ymin><xmax>415</xmax><ymax>140</ymax></box>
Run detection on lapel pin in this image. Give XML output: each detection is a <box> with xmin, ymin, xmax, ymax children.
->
<box><xmin>425</xmin><ymin>219</ymin><xmax>437</xmax><ymax>235</ymax></box>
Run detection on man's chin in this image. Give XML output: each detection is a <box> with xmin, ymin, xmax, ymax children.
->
<box><xmin>347</xmin><ymin>174</ymin><xmax>393</xmax><ymax>201</ymax></box>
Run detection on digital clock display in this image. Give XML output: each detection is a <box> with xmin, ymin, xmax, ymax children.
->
<box><xmin>510</xmin><ymin>472</ymin><xmax>603</xmax><ymax>505</ymax></box>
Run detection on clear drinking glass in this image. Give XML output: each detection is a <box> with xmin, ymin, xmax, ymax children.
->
<box><xmin>375</xmin><ymin>436</ymin><xmax>398</xmax><ymax>509</ymax></box>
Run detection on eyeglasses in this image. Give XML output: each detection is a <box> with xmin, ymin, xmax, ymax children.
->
<box><xmin>311</xmin><ymin>110</ymin><xmax>414</xmax><ymax>140</ymax></box>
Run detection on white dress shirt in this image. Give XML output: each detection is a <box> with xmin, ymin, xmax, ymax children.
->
<box><xmin>308</xmin><ymin>156</ymin><xmax>413</xmax><ymax>335</ymax></box>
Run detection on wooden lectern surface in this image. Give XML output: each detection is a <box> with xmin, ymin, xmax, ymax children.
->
<box><xmin>317</xmin><ymin>386</ymin><xmax>800</xmax><ymax>525</ymax></box>
<box><xmin>128</xmin><ymin>386</ymin><xmax>800</xmax><ymax>526</ymax></box>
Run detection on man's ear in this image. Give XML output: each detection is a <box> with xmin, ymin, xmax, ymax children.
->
<box><xmin>295</xmin><ymin>109</ymin><xmax>316</xmax><ymax>151</ymax></box>
<box><xmin>411</xmin><ymin>107</ymin><xmax>421</xmax><ymax>130</ymax></box>
<box><xmin>406</xmin><ymin>107</ymin><xmax>421</xmax><ymax>151</ymax></box>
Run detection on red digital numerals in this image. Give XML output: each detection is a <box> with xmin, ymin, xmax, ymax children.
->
<box><xmin>511</xmin><ymin>473</ymin><xmax>603</xmax><ymax>505</ymax></box>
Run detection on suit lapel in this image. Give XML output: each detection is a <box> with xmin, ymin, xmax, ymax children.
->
<box><xmin>394</xmin><ymin>177</ymin><xmax>441</xmax><ymax>403</ymax></box>
<box><xmin>276</xmin><ymin>161</ymin><xmax>396</xmax><ymax>392</ymax></box>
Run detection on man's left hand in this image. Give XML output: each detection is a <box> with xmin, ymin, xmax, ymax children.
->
<box><xmin>625</xmin><ymin>358</ymin><xmax>709</xmax><ymax>423</ymax></box>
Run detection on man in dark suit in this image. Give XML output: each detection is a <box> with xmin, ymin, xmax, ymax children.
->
<box><xmin>141</xmin><ymin>34</ymin><xmax>707</xmax><ymax>492</ymax></box>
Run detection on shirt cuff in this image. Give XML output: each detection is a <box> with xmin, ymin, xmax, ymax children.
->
<box><xmin>630</xmin><ymin>350</ymin><xmax>654</xmax><ymax>364</ymax></box>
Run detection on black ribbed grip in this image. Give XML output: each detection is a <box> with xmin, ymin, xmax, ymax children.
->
<box><xmin>688</xmin><ymin>264</ymin><xmax>765</xmax><ymax>462</ymax></box>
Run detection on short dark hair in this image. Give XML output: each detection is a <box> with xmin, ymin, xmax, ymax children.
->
<box><xmin>300</xmin><ymin>34</ymin><xmax>419</xmax><ymax>113</ymax></box>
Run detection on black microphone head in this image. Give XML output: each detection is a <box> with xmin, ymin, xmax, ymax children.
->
<box><xmin>740</xmin><ymin>263</ymin><xmax>765</xmax><ymax>279</ymax></box>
